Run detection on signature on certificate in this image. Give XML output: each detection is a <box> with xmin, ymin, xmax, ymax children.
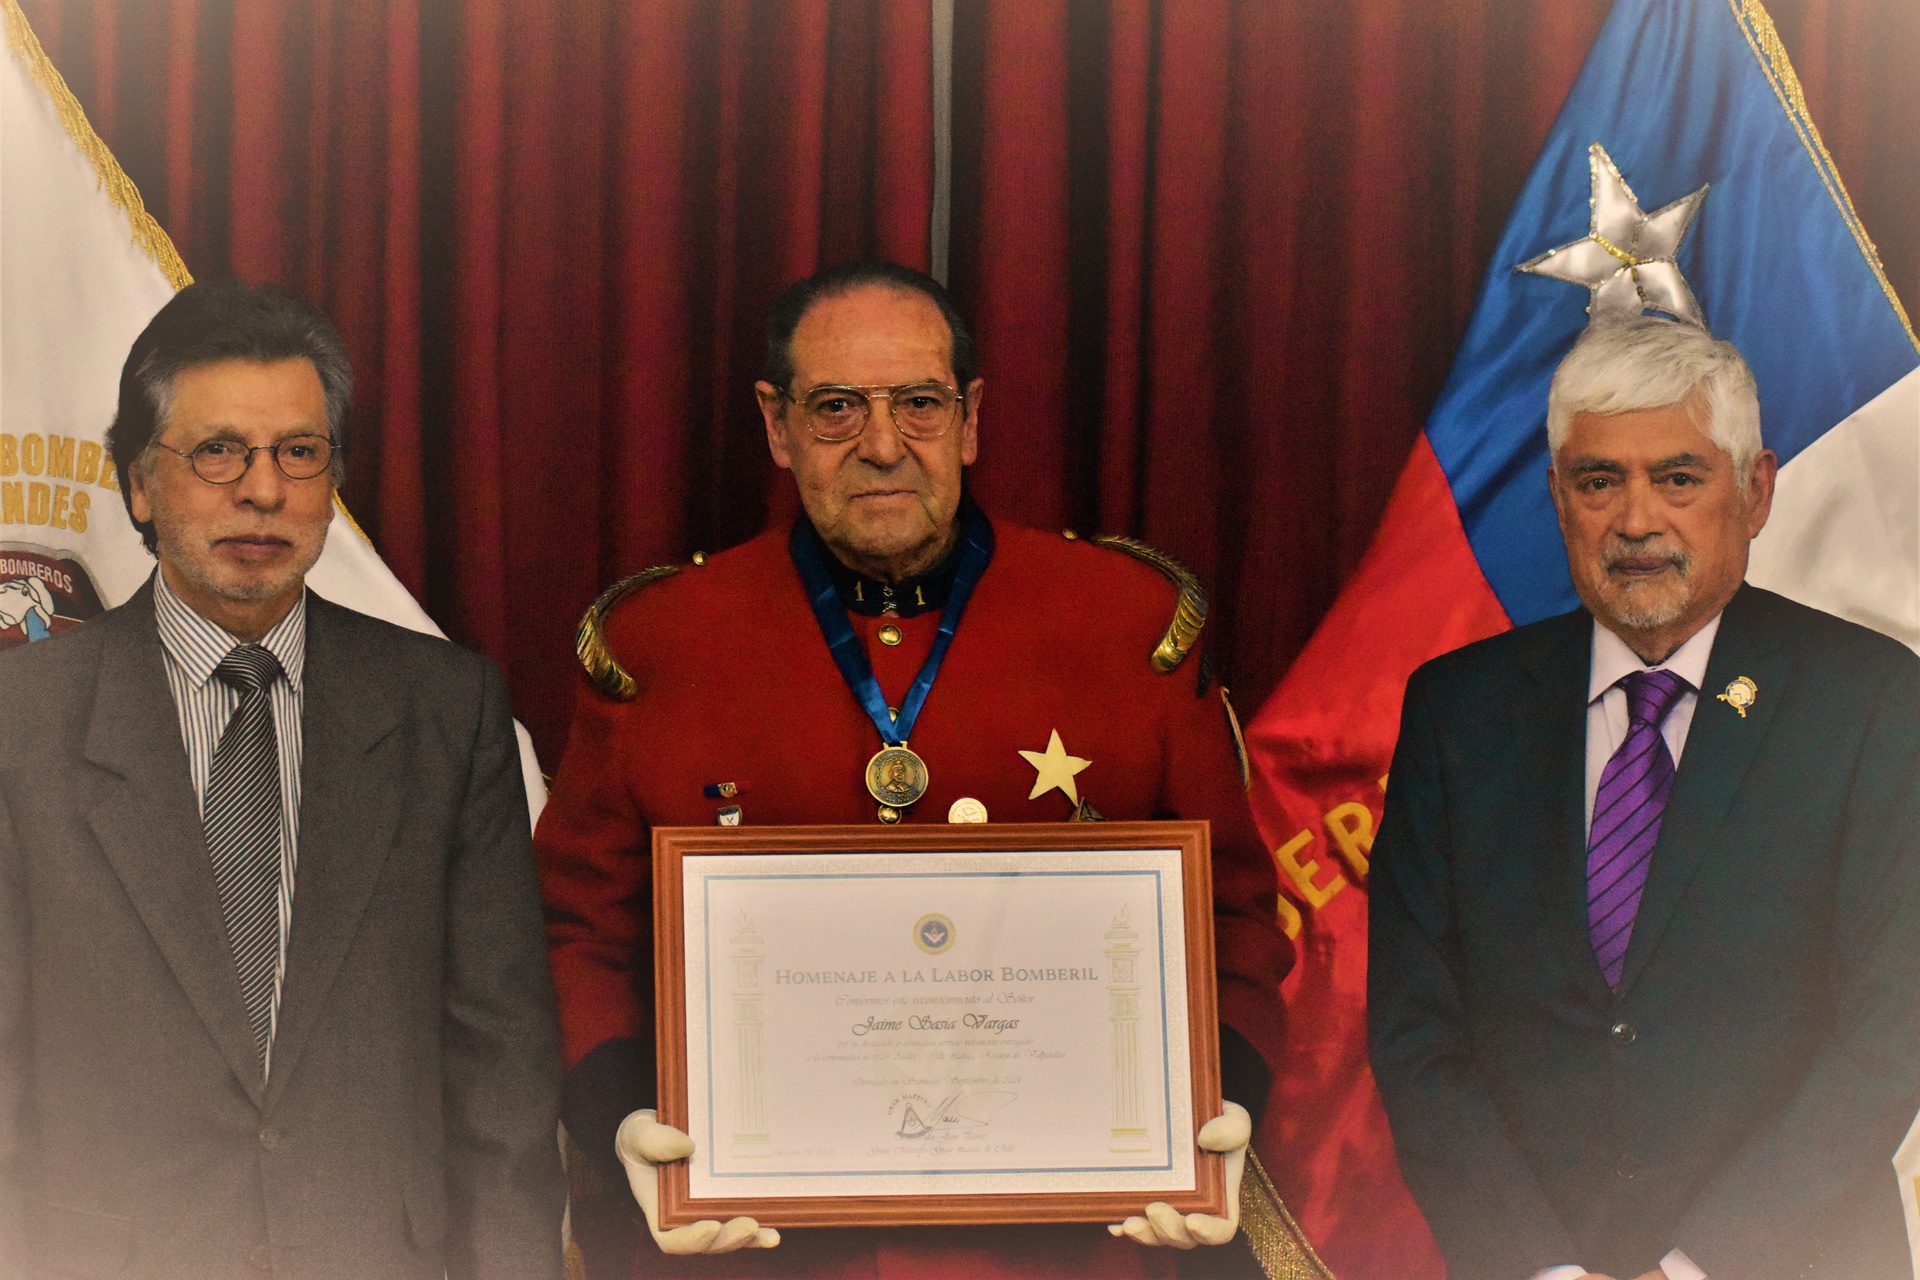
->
<box><xmin>896</xmin><ymin>1090</ymin><xmax>1018</xmax><ymax>1139</ymax></box>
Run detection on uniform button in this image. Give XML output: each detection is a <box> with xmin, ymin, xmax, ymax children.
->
<box><xmin>248</xmin><ymin>1244</ymin><xmax>272</xmax><ymax>1272</ymax></box>
<box><xmin>1616</xmin><ymin>1153</ymin><xmax>1639</xmax><ymax>1179</ymax></box>
<box><xmin>878</xmin><ymin>624</ymin><xmax>903</xmax><ymax>646</ymax></box>
<box><xmin>258</xmin><ymin>1127</ymin><xmax>280</xmax><ymax>1150</ymax></box>
<box><xmin>1610</xmin><ymin>1021</ymin><xmax>1636</xmax><ymax>1045</ymax></box>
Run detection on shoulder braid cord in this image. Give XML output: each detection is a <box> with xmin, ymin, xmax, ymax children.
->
<box><xmin>575</xmin><ymin>565</ymin><xmax>683</xmax><ymax>700</ymax></box>
<box><xmin>1085</xmin><ymin>534</ymin><xmax>1209</xmax><ymax>674</ymax></box>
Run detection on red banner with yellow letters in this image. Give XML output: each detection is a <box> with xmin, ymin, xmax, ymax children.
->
<box><xmin>1243</xmin><ymin>440</ymin><xmax>1509</xmax><ymax>1280</ymax></box>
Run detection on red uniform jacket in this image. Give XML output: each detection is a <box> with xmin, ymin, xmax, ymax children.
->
<box><xmin>537</xmin><ymin>516</ymin><xmax>1290</xmax><ymax>1280</ymax></box>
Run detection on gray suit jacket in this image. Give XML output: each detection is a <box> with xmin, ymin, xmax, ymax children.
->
<box><xmin>0</xmin><ymin>581</ymin><xmax>566</xmax><ymax>1280</ymax></box>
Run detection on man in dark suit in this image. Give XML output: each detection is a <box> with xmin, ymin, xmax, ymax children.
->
<box><xmin>1369</xmin><ymin>315</ymin><xmax>1920</xmax><ymax>1280</ymax></box>
<box><xmin>0</xmin><ymin>280</ymin><xmax>567</xmax><ymax>1280</ymax></box>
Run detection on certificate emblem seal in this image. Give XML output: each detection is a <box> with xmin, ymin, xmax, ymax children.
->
<box><xmin>866</xmin><ymin>746</ymin><xmax>929</xmax><ymax>809</ymax></box>
<box><xmin>913</xmin><ymin>913</ymin><xmax>956</xmax><ymax>954</ymax></box>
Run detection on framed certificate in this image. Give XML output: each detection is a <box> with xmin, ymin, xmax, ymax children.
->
<box><xmin>653</xmin><ymin>821</ymin><xmax>1225</xmax><ymax>1228</ymax></box>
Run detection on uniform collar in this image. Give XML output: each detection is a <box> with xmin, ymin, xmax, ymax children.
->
<box><xmin>153</xmin><ymin>567</ymin><xmax>308</xmax><ymax>693</ymax></box>
<box><xmin>1588</xmin><ymin>610</ymin><xmax>1720</xmax><ymax>704</ymax></box>
<box><xmin>808</xmin><ymin>496</ymin><xmax>986</xmax><ymax>619</ymax></box>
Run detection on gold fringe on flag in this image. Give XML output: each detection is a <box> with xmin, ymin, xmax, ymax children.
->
<box><xmin>6</xmin><ymin>0</ymin><xmax>389</xmax><ymax>551</ymax></box>
<box><xmin>1731</xmin><ymin>0</ymin><xmax>1917</xmax><ymax>353</ymax></box>
<box><xmin>3</xmin><ymin>0</ymin><xmax>193</xmax><ymax>290</ymax></box>
<box><xmin>1240</xmin><ymin>1151</ymin><xmax>1338</xmax><ymax>1280</ymax></box>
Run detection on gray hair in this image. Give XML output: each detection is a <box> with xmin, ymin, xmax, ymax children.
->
<box><xmin>1546</xmin><ymin>316</ymin><xmax>1761</xmax><ymax>487</ymax></box>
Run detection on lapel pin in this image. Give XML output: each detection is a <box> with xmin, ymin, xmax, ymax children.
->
<box><xmin>947</xmin><ymin>797</ymin><xmax>989</xmax><ymax>824</ymax></box>
<box><xmin>1717</xmin><ymin>676</ymin><xmax>1757</xmax><ymax>718</ymax></box>
<box><xmin>716</xmin><ymin>805</ymin><xmax>742</xmax><ymax>826</ymax></box>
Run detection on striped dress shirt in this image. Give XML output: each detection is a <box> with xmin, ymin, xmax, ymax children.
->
<box><xmin>153</xmin><ymin>570</ymin><xmax>306</xmax><ymax>1073</ymax></box>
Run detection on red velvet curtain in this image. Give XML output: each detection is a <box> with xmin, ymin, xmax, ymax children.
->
<box><xmin>21</xmin><ymin>0</ymin><xmax>1918</xmax><ymax>768</ymax></box>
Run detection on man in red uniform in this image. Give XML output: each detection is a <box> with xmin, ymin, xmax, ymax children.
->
<box><xmin>537</xmin><ymin>262</ymin><xmax>1296</xmax><ymax>1279</ymax></box>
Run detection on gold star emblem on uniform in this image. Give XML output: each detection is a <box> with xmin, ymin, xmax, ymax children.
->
<box><xmin>1019</xmin><ymin>730</ymin><xmax>1092</xmax><ymax>805</ymax></box>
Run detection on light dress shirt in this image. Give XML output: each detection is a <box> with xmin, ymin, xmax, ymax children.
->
<box><xmin>1584</xmin><ymin>613</ymin><xmax>1720</xmax><ymax>830</ymax></box>
<box><xmin>153</xmin><ymin>570</ymin><xmax>307</xmax><ymax>1075</ymax></box>
<box><xmin>1531</xmin><ymin>614</ymin><xmax>1725</xmax><ymax>1280</ymax></box>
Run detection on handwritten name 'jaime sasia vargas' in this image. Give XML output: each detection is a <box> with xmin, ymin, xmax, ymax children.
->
<box><xmin>851</xmin><ymin>1012</ymin><xmax>1024</xmax><ymax>1036</ymax></box>
<box><xmin>773</xmin><ymin>966</ymin><xmax>1102</xmax><ymax>985</ymax></box>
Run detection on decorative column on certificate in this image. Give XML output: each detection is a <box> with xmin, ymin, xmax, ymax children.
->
<box><xmin>730</xmin><ymin>911</ymin><xmax>772</xmax><ymax>1157</ymax></box>
<box><xmin>1106</xmin><ymin>906</ymin><xmax>1151</xmax><ymax>1153</ymax></box>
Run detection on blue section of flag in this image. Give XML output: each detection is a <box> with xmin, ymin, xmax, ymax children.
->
<box><xmin>1424</xmin><ymin>0</ymin><xmax>1917</xmax><ymax>626</ymax></box>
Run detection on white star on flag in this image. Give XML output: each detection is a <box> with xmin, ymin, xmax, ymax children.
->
<box><xmin>1519</xmin><ymin>142</ymin><xmax>1709</xmax><ymax>327</ymax></box>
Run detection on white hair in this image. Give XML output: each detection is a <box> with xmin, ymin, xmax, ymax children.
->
<box><xmin>1546</xmin><ymin>316</ymin><xmax>1762</xmax><ymax>487</ymax></box>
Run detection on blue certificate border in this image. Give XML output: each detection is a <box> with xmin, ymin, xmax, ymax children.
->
<box><xmin>694</xmin><ymin>864</ymin><xmax>1181</xmax><ymax>1181</ymax></box>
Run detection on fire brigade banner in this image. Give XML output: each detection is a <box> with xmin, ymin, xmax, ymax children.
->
<box><xmin>1240</xmin><ymin>1</ymin><xmax>1920</xmax><ymax>1276</ymax></box>
<box><xmin>0</xmin><ymin>0</ymin><xmax>546</xmax><ymax>819</ymax></box>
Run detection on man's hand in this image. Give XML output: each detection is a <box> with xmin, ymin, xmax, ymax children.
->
<box><xmin>1107</xmin><ymin>1101</ymin><xmax>1251</xmax><ymax>1248</ymax></box>
<box><xmin>614</xmin><ymin>1109</ymin><xmax>780</xmax><ymax>1255</ymax></box>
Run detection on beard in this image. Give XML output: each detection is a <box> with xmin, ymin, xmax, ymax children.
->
<box><xmin>150</xmin><ymin>505</ymin><xmax>328</xmax><ymax>610</ymax></box>
<box><xmin>1592</xmin><ymin>540</ymin><xmax>1691</xmax><ymax>631</ymax></box>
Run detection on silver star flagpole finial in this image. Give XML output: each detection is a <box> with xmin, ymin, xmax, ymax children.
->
<box><xmin>1518</xmin><ymin>143</ymin><xmax>1710</xmax><ymax>327</ymax></box>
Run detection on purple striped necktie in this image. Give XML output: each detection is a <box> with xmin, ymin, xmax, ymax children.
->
<box><xmin>1588</xmin><ymin>668</ymin><xmax>1690</xmax><ymax>989</ymax></box>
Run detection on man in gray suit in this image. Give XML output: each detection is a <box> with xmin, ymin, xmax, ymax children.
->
<box><xmin>0</xmin><ymin>280</ymin><xmax>566</xmax><ymax>1280</ymax></box>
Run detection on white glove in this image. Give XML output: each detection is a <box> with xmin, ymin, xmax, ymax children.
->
<box><xmin>614</xmin><ymin>1109</ymin><xmax>781</xmax><ymax>1255</ymax></box>
<box><xmin>1107</xmin><ymin>1101</ymin><xmax>1250</xmax><ymax>1248</ymax></box>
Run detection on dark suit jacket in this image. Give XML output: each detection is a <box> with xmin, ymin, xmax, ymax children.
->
<box><xmin>1369</xmin><ymin>584</ymin><xmax>1920</xmax><ymax>1280</ymax></box>
<box><xmin>0</xmin><ymin>582</ymin><xmax>566</xmax><ymax>1280</ymax></box>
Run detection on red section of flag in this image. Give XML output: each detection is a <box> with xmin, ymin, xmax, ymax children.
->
<box><xmin>1244</xmin><ymin>436</ymin><xmax>1512</xmax><ymax>1280</ymax></box>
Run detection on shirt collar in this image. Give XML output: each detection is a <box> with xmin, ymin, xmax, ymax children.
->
<box><xmin>153</xmin><ymin>568</ymin><xmax>308</xmax><ymax>693</ymax></box>
<box><xmin>1588</xmin><ymin>611</ymin><xmax>1721</xmax><ymax>705</ymax></box>
<box><xmin>810</xmin><ymin>495</ymin><xmax>984</xmax><ymax>619</ymax></box>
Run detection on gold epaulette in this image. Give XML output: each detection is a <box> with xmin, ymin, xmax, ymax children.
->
<box><xmin>1083</xmin><ymin>533</ymin><xmax>1209</xmax><ymax>674</ymax></box>
<box><xmin>575</xmin><ymin>562</ymin><xmax>692</xmax><ymax>700</ymax></box>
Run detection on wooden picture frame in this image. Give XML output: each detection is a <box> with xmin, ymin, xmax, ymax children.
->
<box><xmin>653</xmin><ymin>821</ymin><xmax>1224</xmax><ymax>1228</ymax></box>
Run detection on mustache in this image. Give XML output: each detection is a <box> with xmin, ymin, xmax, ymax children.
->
<box><xmin>1600</xmin><ymin>540</ymin><xmax>1690</xmax><ymax>576</ymax></box>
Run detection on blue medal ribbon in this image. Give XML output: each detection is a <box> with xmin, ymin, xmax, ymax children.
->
<box><xmin>789</xmin><ymin>505</ymin><xmax>994</xmax><ymax>748</ymax></box>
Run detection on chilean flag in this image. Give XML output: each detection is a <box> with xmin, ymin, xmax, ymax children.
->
<box><xmin>1240</xmin><ymin>1</ymin><xmax>1919</xmax><ymax>1276</ymax></box>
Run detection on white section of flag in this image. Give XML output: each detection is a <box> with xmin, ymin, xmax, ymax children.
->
<box><xmin>1</xmin><ymin>26</ymin><xmax>546</xmax><ymax>822</ymax></box>
<box><xmin>1749</xmin><ymin>369</ymin><xmax>1920</xmax><ymax>653</ymax></box>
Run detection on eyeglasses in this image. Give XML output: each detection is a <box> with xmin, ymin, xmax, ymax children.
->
<box><xmin>149</xmin><ymin>434</ymin><xmax>339</xmax><ymax>484</ymax></box>
<box><xmin>779</xmin><ymin>381</ymin><xmax>964</xmax><ymax>443</ymax></box>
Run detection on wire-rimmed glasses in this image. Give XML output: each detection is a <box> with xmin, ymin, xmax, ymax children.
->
<box><xmin>779</xmin><ymin>381</ymin><xmax>965</xmax><ymax>443</ymax></box>
<box><xmin>148</xmin><ymin>434</ymin><xmax>339</xmax><ymax>484</ymax></box>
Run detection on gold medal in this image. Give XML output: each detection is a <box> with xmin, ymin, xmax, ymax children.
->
<box><xmin>866</xmin><ymin>745</ymin><xmax>929</xmax><ymax>810</ymax></box>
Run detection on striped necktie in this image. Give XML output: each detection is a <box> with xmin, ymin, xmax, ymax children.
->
<box><xmin>1587</xmin><ymin>668</ymin><xmax>1689</xmax><ymax>989</ymax></box>
<box><xmin>204</xmin><ymin>643</ymin><xmax>284</xmax><ymax>1065</ymax></box>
